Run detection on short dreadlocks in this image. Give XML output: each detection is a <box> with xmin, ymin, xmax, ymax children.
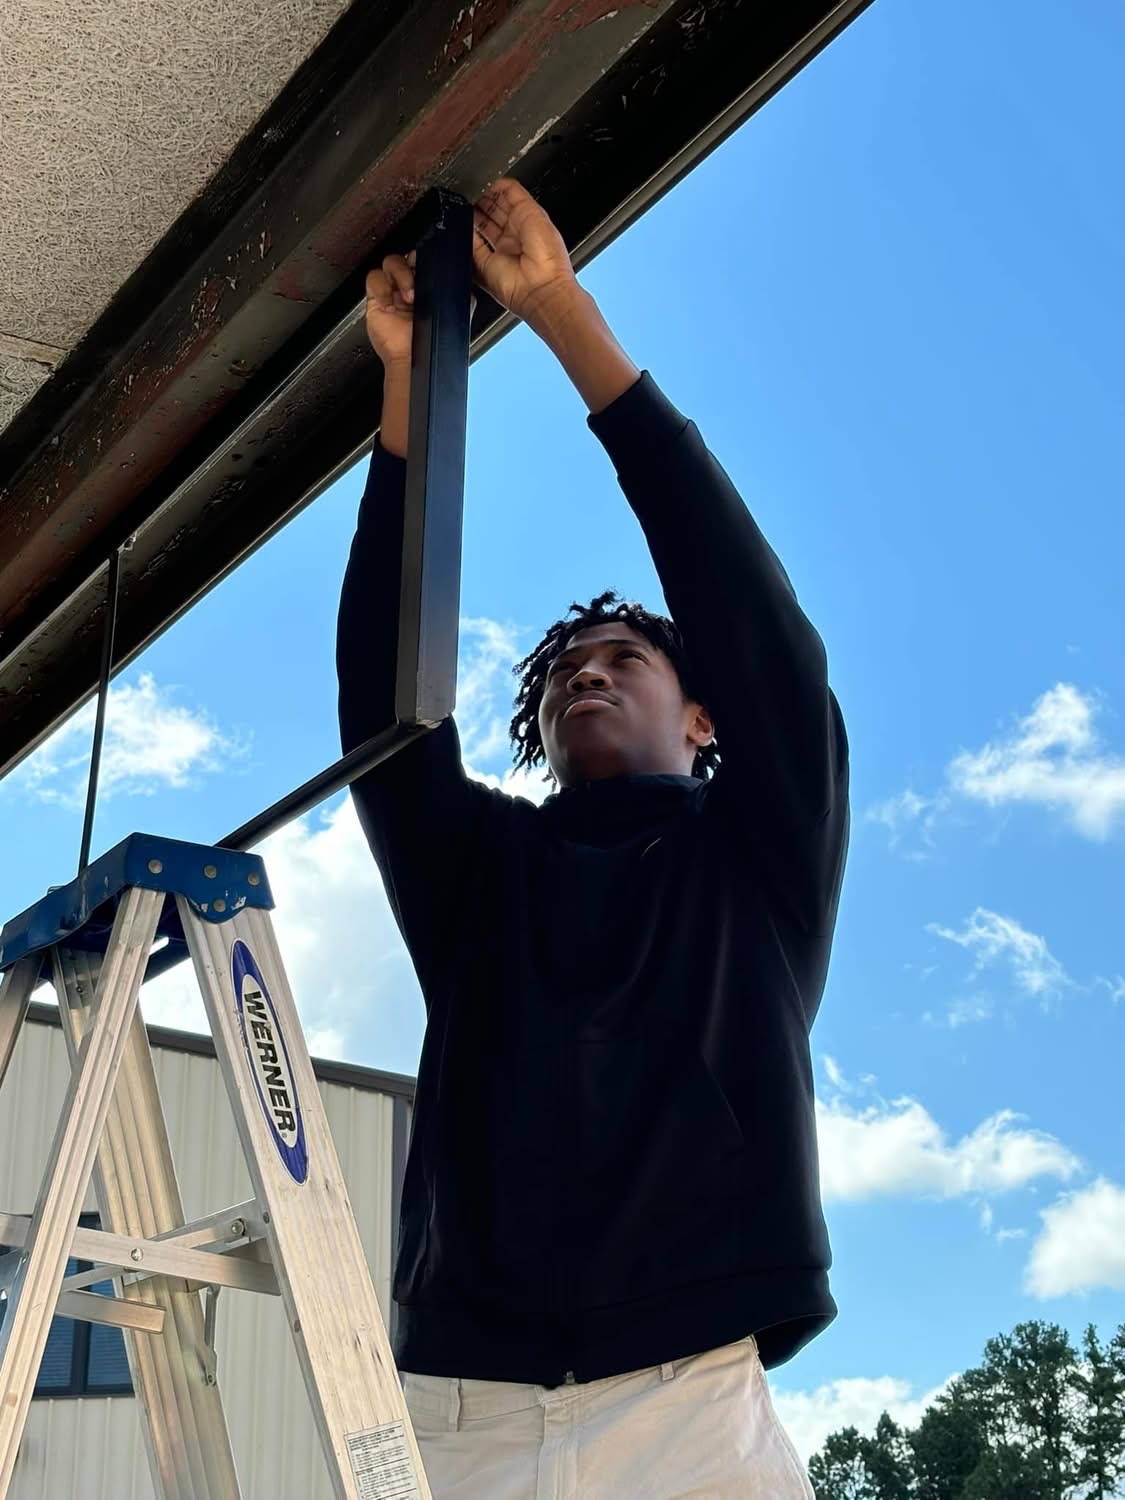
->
<box><xmin>509</xmin><ymin>590</ymin><xmax>720</xmax><ymax>782</ymax></box>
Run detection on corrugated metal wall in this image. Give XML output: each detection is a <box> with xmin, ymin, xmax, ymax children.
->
<box><xmin>1</xmin><ymin>1012</ymin><xmax>401</xmax><ymax>1499</ymax></box>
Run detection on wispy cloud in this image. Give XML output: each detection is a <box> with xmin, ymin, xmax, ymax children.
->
<box><xmin>868</xmin><ymin>682</ymin><xmax>1125</xmax><ymax>851</ymax></box>
<box><xmin>865</xmin><ymin>788</ymin><xmax>949</xmax><ymax>858</ymax></box>
<box><xmin>942</xmin><ymin>994</ymin><xmax>995</xmax><ymax>1029</ymax></box>
<box><xmin>950</xmin><ymin>683</ymin><xmax>1125</xmax><ymax>839</ymax></box>
<box><xmin>457</xmin><ymin>614</ymin><xmax>553</xmax><ymax>800</ymax></box>
<box><xmin>456</xmin><ymin>616</ymin><xmax>525</xmax><ymax>767</ymax></box>
<box><xmin>770</xmin><ymin>1374</ymin><xmax>953</xmax><ymax>1463</ymax></box>
<box><xmin>1025</xmin><ymin>1178</ymin><xmax>1125</xmax><ymax>1298</ymax></box>
<box><xmin>817</xmin><ymin>1092</ymin><xmax>1081</xmax><ymax>1204</ymax></box>
<box><xmin>9</xmin><ymin>672</ymin><xmax>236</xmax><ymax>807</ymax></box>
<box><xmin>928</xmin><ymin>908</ymin><xmax>1071</xmax><ymax>1000</ymax></box>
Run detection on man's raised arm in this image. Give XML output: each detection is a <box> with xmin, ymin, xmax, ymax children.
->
<box><xmin>470</xmin><ymin>182</ymin><xmax>848</xmax><ymax>933</ymax></box>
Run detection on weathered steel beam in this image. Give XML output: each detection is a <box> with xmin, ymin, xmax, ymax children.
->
<box><xmin>0</xmin><ymin>0</ymin><xmax>872</xmax><ymax>778</ymax></box>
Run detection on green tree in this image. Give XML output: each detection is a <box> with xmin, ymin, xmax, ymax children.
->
<box><xmin>960</xmin><ymin>1441</ymin><xmax>1055</xmax><ymax>1500</ymax></box>
<box><xmin>1070</xmin><ymin>1323</ymin><xmax>1125</xmax><ymax>1499</ymax></box>
<box><xmin>910</xmin><ymin>1381</ymin><xmax>987</xmax><ymax>1500</ymax></box>
<box><xmin>807</xmin><ymin>1415</ymin><xmax>915</xmax><ymax>1499</ymax></box>
<box><xmin>808</xmin><ymin>1426</ymin><xmax>872</xmax><ymax>1500</ymax></box>
<box><xmin>970</xmin><ymin>1320</ymin><xmax>1080</xmax><ymax>1498</ymax></box>
<box><xmin>864</xmin><ymin>1413</ymin><xmax>914</xmax><ymax>1499</ymax></box>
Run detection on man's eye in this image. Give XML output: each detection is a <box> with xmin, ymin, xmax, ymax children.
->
<box><xmin>549</xmin><ymin>660</ymin><xmax>572</xmax><ymax>677</ymax></box>
<box><xmin>617</xmin><ymin>651</ymin><xmax>644</xmax><ymax>663</ymax></box>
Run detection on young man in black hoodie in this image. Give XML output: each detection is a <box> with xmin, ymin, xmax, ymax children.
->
<box><xmin>338</xmin><ymin>179</ymin><xmax>848</xmax><ymax>1499</ymax></box>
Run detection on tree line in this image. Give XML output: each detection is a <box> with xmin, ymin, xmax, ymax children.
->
<box><xmin>808</xmin><ymin>1320</ymin><xmax>1125</xmax><ymax>1499</ymax></box>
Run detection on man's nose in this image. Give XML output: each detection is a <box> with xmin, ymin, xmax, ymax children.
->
<box><xmin>569</xmin><ymin>664</ymin><xmax>610</xmax><ymax>691</ymax></box>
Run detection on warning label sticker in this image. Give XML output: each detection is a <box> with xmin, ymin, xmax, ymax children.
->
<box><xmin>345</xmin><ymin>1422</ymin><xmax>421</xmax><ymax>1500</ymax></box>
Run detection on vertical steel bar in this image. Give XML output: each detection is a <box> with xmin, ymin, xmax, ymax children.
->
<box><xmin>78</xmin><ymin>549</ymin><xmax>122</xmax><ymax>872</ymax></box>
<box><xmin>395</xmin><ymin>190</ymin><xmax>473</xmax><ymax>727</ymax></box>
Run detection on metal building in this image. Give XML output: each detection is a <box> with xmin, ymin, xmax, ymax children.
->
<box><xmin>0</xmin><ymin>1004</ymin><xmax>412</xmax><ymax>1500</ymax></box>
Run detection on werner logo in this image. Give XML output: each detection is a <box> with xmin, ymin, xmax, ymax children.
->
<box><xmin>232</xmin><ymin>940</ymin><xmax>309</xmax><ymax>1183</ymax></box>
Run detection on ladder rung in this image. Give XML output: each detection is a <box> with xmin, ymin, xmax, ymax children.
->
<box><xmin>0</xmin><ymin>1212</ymin><xmax>279</xmax><ymax>1297</ymax></box>
<box><xmin>55</xmin><ymin>1288</ymin><xmax>166</xmax><ymax>1335</ymax></box>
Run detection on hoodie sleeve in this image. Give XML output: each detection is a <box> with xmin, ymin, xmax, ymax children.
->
<box><xmin>337</xmin><ymin>444</ymin><xmax>499</xmax><ymax>994</ymax></box>
<box><xmin>587</xmin><ymin>373</ymin><xmax>849</xmax><ymax>932</ymax></box>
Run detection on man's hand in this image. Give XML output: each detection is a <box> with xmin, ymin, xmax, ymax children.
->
<box><xmin>471</xmin><ymin>179</ymin><xmax>580</xmax><ymax>334</ymax></box>
<box><xmin>366</xmin><ymin>179</ymin><xmax>637</xmax><ymax>451</ymax></box>
<box><xmin>366</xmin><ymin>252</ymin><xmax>417</xmax><ymax>371</ymax></box>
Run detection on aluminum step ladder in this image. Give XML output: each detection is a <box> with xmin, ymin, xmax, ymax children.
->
<box><xmin>0</xmin><ymin>835</ymin><xmax>429</xmax><ymax>1500</ymax></box>
<box><xmin>0</xmin><ymin>186</ymin><xmax>475</xmax><ymax>1500</ymax></box>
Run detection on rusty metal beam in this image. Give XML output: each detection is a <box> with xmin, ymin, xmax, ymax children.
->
<box><xmin>0</xmin><ymin>0</ymin><xmax>872</xmax><ymax>777</ymax></box>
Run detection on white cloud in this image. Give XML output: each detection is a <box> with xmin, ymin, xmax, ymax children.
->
<box><xmin>946</xmin><ymin>994</ymin><xmax>995</xmax><ymax>1028</ymax></box>
<box><xmin>1025</xmin><ymin>1178</ymin><xmax>1125</xmax><ymax>1298</ymax></box>
<box><xmin>864</xmin><ymin>788</ymin><xmax>948</xmax><ymax>858</ymax></box>
<box><xmin>822</xmin><ymin>1055</ymin><xmax>847</xmax><ymax>1091</ymax></box>
<box><xmin>949</xmin><ymin>683</ymin><xmax>1125</xmax><ymax>840</ymax></box>
<box><xmin>817</xmin><ymin>1095</ymin><xmax>1081</xmax><ymax>1204</ymax></box>
<box><xmin>10</xmin><ymin>672</ymin><xmax>235</xmax><ymax>806</ymax></box>
<box><xmin>769</xmin><ymin>1374</ymin><xmax>952</xmax><ymax>1463</ymax></box>
<box><xmin>456</xmin><ymin>616</ymin><xmax>525</xmax><ymax>767</ymax></box>
<box><xmin>928</xmin><ymin>908</ymin><xmax>1071</xmax><ymax>999</ymax></box>
<box><xmin>1095</xmin><ymin>974</ymin><xmax>1125</xmax><ymax>1004</ymax></box>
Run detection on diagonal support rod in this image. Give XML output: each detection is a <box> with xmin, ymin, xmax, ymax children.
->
<box><xmin>78</xmin><ymin>548</ymin><xmax>122</xmax><ymax>873</ymax></box>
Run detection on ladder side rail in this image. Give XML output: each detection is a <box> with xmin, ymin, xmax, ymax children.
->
<box><xmin>54</xmin><ymin>947</ymin><xmax>244</xmax><ymax>1499</ymax></box>
<box><xmin>0</xmin><ymin>955</ymin><xmax>40</xmax><ymax>1089</ymax></box>
<box><xmin>0</xmin><ymin>887</ymin><xmax>162</xmax><ymax>1494</ymax></box>
<box><xmin>179</xmin><ymin>898</ymin><xmax>431</xmax><ymax>1500</ymax></box>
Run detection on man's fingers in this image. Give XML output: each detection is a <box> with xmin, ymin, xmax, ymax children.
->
<box><xmin>365</xmin><ymin>267</ymin><xmax>394</xmax><ymax>309</ymax></box>
<box><xmin>382</xmin><ymin>254</ymin><xmax>415</xmax><ymax>304</ymax></box>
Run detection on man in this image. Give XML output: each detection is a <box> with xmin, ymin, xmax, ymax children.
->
<box><xmin>338</xmin><ymin>179</ymin><xmax>848</xmax><ymax>1499</ymax></box>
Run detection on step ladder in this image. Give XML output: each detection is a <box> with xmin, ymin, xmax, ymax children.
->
<box><xmin>0</xmin><ymin>185</ymin><xmax>475</xmax><ymax>1500</ymax></box>
<box><xmin>0</xmin><ymin>833</ymin><xmax>429</xmax><ymax>1500</ymax></box>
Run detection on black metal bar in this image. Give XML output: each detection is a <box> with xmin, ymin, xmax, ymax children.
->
<box><xmin>395</xmin><ymin>190</ymin><xmax>473</xmax><ymax>727</ymax></box>
<box><xmin>220</xmin><ymin>191</ymin><xmax>473</xmax><ymax>853</ymax></box>
<box><xmin>77</xmin><ymin>551</ymin><xmax>121</xmax><ymax>873</ymax></box>
<box><xmin>220</xmin><ymin>723</ymin><xmax>426</xmax><ymax>851</ymax></box>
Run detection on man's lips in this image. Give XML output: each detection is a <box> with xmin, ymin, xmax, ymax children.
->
<box><xmin>562</xmin><ymin>694</ymin><xmax>616</xmax><ymax>718</ymax></box>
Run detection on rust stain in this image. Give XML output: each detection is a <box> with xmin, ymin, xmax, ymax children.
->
<box><xmin>437</xmin><ymin>0</ymin><xmax>520</xmax><ymax>69</ymax></box>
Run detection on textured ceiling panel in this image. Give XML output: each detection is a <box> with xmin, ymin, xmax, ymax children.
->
<box><xmin>0</xmin><ymin>0</ymin><xmax>353</xmax><ymax>356</ymax></box>
<box><xmin>0</xmin><ymin>352</ymin><xmax>52</xmax><ymax>433</ymax></box>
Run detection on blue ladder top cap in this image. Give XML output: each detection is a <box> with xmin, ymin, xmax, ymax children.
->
<box><xmin>0</xmin><ymin>833</ymin><xmax>274</xmax><ymax>972</ymax></box>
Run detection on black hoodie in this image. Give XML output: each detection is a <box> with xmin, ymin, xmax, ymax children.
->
<box><xmin>337</xmin><ymin>372</ymin><xmax>849</xmax><ymax>1385</ymax></box>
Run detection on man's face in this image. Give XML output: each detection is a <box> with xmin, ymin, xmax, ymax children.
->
<box><xmin>537</xmin><ymin>621</ymin><xmax>713</xmax><ymax>787</ymax></box>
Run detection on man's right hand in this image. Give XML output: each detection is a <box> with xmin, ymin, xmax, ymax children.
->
<box><xmin>365</xmin><ymin>252</ymin><xmax>416</xmax><ymax>370</ymax></box>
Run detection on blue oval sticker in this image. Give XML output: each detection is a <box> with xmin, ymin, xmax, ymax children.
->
<box><xmin>232</xmin><ymin>940</ymin><xmax>309</xmax><ymax>1184</ymax></box>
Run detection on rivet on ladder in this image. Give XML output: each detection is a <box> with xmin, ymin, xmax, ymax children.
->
<box><xmin>148</xmin><ymin>859</ymin><xmax>163</xmax><ymax>874</ymax></box>
<box><xmin>203</xmin><ymin>864</ymin><xmax>218</xmax><ymax>879</ymax></box>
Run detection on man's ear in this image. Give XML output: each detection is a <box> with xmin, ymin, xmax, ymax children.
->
<box><xmin>687</xmin><ymin>703</ymin><xmax>715</xmax><ymax>749</ymax></box>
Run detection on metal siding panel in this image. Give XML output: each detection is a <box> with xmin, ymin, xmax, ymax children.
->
<box><xmin>3</xmin><ymin>1019</ymin><xmax>397</xmax><ymax>1500</ymax></box>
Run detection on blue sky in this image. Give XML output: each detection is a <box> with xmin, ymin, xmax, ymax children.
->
<box><xmin>3</xmin><ymin>0</ymin><xmax>1123</xmax><ymax>1459</ymax></box>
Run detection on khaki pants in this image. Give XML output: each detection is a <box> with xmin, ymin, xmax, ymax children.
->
<box><xmin>402</xmin><ymin>1336</ymin><xmax>814</xmax><ymax>1499</ymax></box>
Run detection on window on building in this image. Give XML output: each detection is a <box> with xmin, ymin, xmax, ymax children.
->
<box><xmin>0</xmin><ymin>1213</ymin><xmax>133</xmax><ymax>1398</ymax></box>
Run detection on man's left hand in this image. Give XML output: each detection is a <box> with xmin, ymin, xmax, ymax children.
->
<box><xmin>472</xmin><ymin>179</ymin><xmax>579</xmax><ymax>334</ymax></box>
